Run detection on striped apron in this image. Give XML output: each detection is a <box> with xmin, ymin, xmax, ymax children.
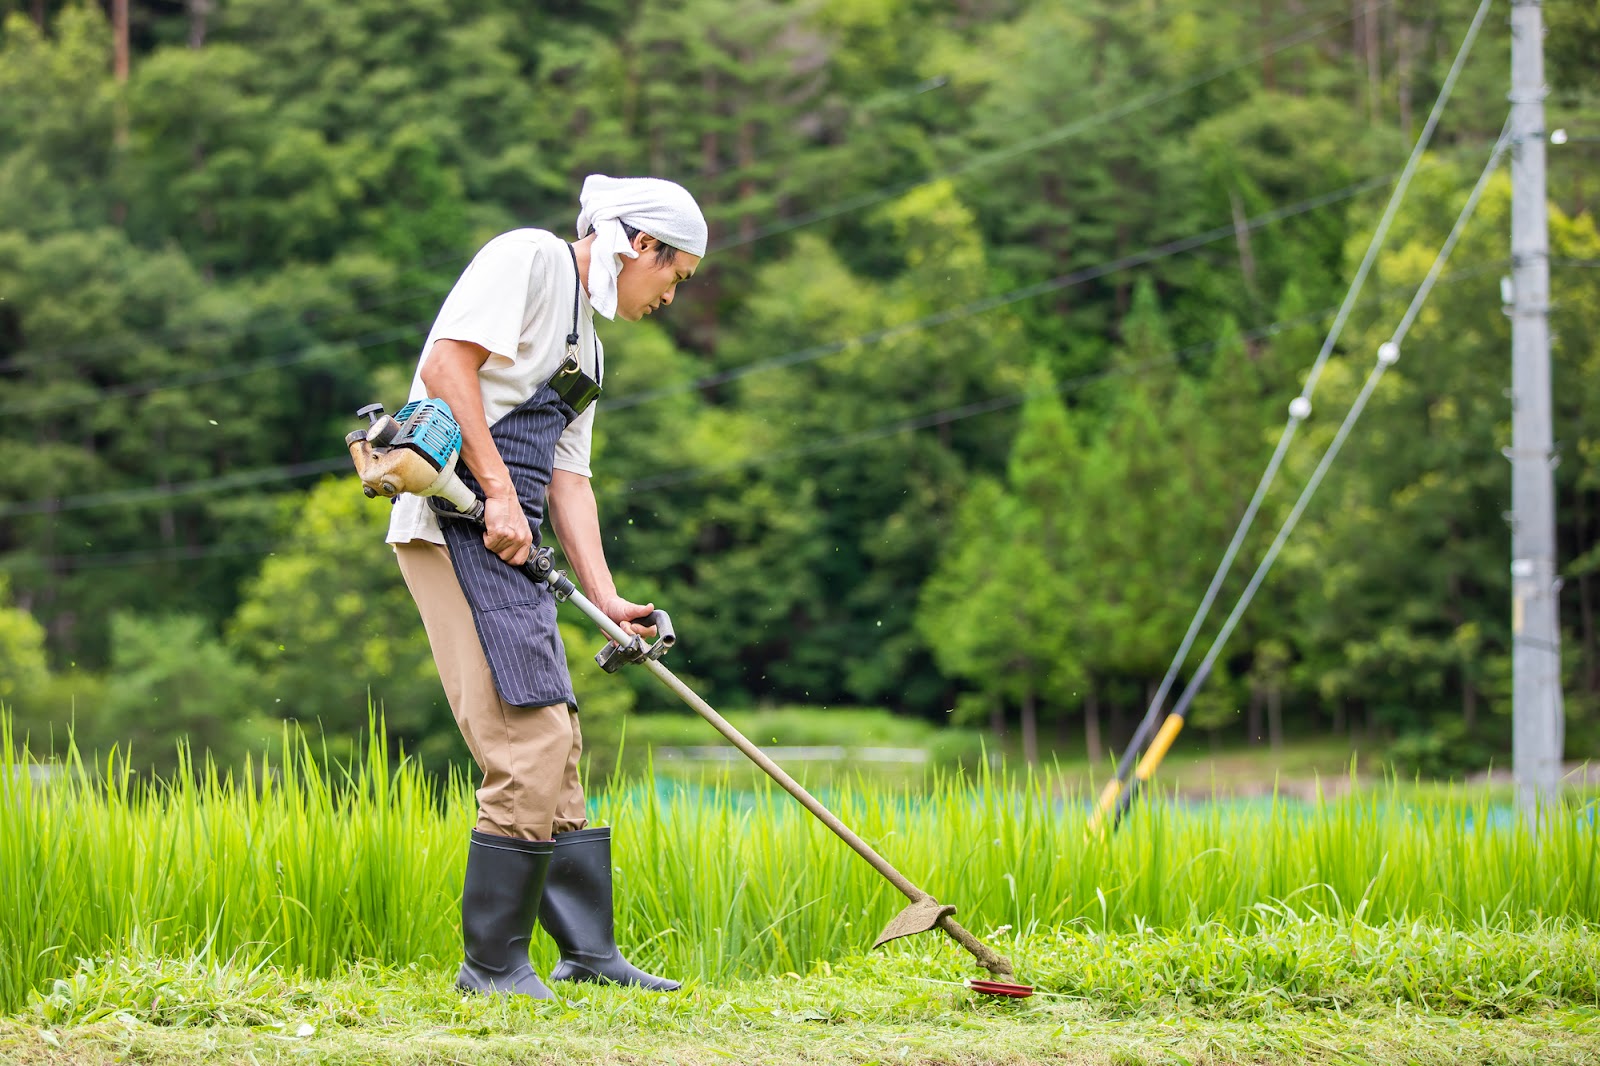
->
<box><xmin>437</xmin><ymin>382</ymin><xmax>583</xmax><ymax>710</ymax></box>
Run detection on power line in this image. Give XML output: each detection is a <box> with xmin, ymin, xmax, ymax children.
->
<box><xmin>619</xmin><ymin>321</ymin><xmax>1327</xmax><ymax>495</ymax></box>
<box><xmin>6</xmin><ymin>264</ymin><xmax>1497</xmax><ymax>563</ymax></box>
<box><xmin>0</xmin><ymin>267</ymin><xmax>460</xmax><ymax>375</ymax></box>
<box><xmin>1107</xmin><ymin>129</ymin><xmax>1512</xmax><ymax>829</ymax></box>
<box><xmin>0</xmin><ymin>164</ymin><xmax>1415</xmax><ymax>515</ymax></box>
<box><xmin>7</xmin><ymin>313</ymin><xmax>1314</xmax><ymax>568</ymax></box>
<box><xmin>718</xmin><ymin>0</ymin><xmax>1391</xmax><ymax>252</ymax></box>
<box><xmin>0</xmin><ymin>457</ymin><xmax>350</xmax><ymax>519</ymax></box>
<box><xmin>2</xmin><ymin>152</ymin><xmax>1493</xmax><ymax>517</ymax></box>
<box><xmin>614</xmin><ymin>263</ymin><xmax>1505</xmax><ymax>493</ymax></box>
<box><xmin>13</xmin><ymin>147</ymin><xmax>1420</xmax><ymax>422</ymax></box>
<box><xmin>9</xmin><ymin>541</ymin><xmax>284</xmax><ymax>572</ymax></box>
<box><xmin>0</xmin><ymin>323</ymin><xmax>427</xmax><ymax>418</ymax></box>
<box><xmin>609</xmin><ymin>157</ymin><xmax>1469</xmax><ymax>410</ymax></box>
<box><xmin>1097</xmin><ymin>0</ymin><xmax>1500</xmax><ymax>822</ymax></box>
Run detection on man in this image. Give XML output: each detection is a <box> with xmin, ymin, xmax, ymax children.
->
<box><xmin>388</xmin><ymin>175</ymin><xmax>705</xmax><ymax>999</ymax></box>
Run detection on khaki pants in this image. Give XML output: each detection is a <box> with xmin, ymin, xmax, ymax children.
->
<box><xmin>396</xmin><ymin>540</ymin><xmax>586</xmax><ymax>841</ymax></box>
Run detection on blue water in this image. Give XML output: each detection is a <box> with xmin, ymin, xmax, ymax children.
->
<box><xmin>597</xmin><ymin>776</ymin><xmax>1598</xmax><ymax>833</ymax></box>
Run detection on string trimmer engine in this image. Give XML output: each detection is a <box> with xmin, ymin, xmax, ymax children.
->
<box><xmin>345</xmin><ymin>399</ymin><xmax>483</xmax><ymax>520</ymax></box>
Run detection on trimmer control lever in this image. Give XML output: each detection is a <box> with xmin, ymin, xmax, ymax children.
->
<box><xmin>520</xmin><ymin>548</ymin><xmax>679</xmax><ymax>671</ymax></box>
<box><xmin>594</xmin><ymin>609</ymin><xmax>675</xmax><ymax>673</ymax></box>
<box><xmin>524</xmin><ymin>547</ymin><xmax>577</xmax><ymax>601</ymax></box>
<box><xmin>524</xmin><ymin>548</ymin><xmax>675</xmax><ymax>670</ymax></box>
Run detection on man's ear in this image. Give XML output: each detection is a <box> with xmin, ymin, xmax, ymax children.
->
<box><xmin>633</xmin><ymin>231</ymin><xmax>658</xmax><ymax>254</ymax></box>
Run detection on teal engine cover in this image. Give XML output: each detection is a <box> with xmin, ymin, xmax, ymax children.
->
<box><xmin>392</xmin><ymin>398</ymin><xmax>461</xmax><ymax>472</ymax></box>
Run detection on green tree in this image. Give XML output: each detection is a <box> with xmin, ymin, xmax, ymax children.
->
<box><xmin>919</xmin><ymin>368</ymin><xmax>1090</xmax><ymax>763</ymax></box>
<box><xmin>630</xmin><ymin>181</ymin><xmax>1027</xmax><ymax>711</ymax></box>
<box><xmin>1282</xmin><ymin>168</ymin><xmax>1599</xmax><ymax>761</ymax></box>
<box><xmin>99</xmin><ymin>612</ymin><xmax>272</xmax><ymax>776</ymax></box>
<box><xmin>1</xmin><ymin>0</ymin><xmax>1596</xmax><ymax>770</ymax></box>
<box><xmin>0</xmin><ymin>575</ymin><xmax>49</xmax><ymax>727</ymax></box>
<box><xmin>0</xmin><ymin>8</ymin><xmax>117</xmax><ymax>231</ymax></box>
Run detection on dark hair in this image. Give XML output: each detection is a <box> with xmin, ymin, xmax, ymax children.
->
<box><xmin>587</xmin><ymin>222</ymin><xmax>679</xmax><ymax>266</ymax></box>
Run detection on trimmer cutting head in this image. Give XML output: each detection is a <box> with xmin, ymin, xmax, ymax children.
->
<box><xmin>873</xmin><ymin>897</ymin><xmax>956</xmax><ymax>948</ymax></box>
<box><xmin>967</xmin><ymin>979</ymin><xmax>1034</xmax><ymax>998</ymax></box>
<box><xmin>874</xmin><ymin>896</ymin><xmax>1034</xmax><ymax>999</ymax></box>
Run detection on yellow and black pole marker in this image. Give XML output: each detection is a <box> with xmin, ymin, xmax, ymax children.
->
<box><xmin>1086</xmin><ymin>661</ymin><xmax>1213</xmax><ymax>835</ymax></box>
<box><xmin>1089</xmin><ymin>708</ymin><xmax>1162</xmax><ymax>836</ymax></box>
<box><xmin>1086</xmin><ymin>713</ymin><xmax>1186</xmax><ymax>835</ymax></box>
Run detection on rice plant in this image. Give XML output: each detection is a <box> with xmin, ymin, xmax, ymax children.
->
<box><xmin>2</xmin><ymin>713</ymin><xmax>1596</xmax><ymax>1016</ymax></box>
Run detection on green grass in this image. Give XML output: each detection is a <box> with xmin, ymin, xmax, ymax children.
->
<box><xmin>3</xmin><ymin>714</ymin><xmax>1599</xmax><ymax>1062</ymax></box>
<box><xmin>616</xmin><ymin>704</ymin><xmax>987</xmax><ymax>788</ymax></box>
<box><xmin>5</xmin><ymin>717</ymin><xmax>1599</xmax><ymax>1006</ymax></box>
<box><xmin>3</xmin><ymin>932</ymin><xmax>1598</xmax><ymax>1064</ymax></box>
<box><xmin>623</xmin><ymin>710</ymin><xmax>1539</xmax><ymax>801</ymax></box>
<box><xmin>622</xmin><ymin>705</ymin><xmax>972</xmax><ymax>749</ymax></box>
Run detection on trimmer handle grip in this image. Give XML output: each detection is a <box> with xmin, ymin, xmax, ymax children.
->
<box><xmin>630</xmin><ymin>609</ymin><xmax>675</xmax><ymax>649</ymax></box>
<box><xmin>594</xmin><ymin>608</ymin><xmax>676</xmax><ymax>672</ymax></box>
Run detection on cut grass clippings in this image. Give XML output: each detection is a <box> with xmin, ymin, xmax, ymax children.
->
<box><xmin>2</xmin><ymin>946</ymin><xmax>1598</xmax><ymax>1065</ymax></box>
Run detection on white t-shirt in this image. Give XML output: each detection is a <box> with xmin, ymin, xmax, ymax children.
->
<box><xmin>386</xmin><ymin>229</ymin><xmax>602</xmax><ymax>546</ymax></box>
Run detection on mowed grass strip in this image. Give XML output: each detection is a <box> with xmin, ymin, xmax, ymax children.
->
<box><xmin>5</xmin><ymin>945</ymin><xmax>1600</xmax><ymax>1065</ymax></box>
<box><xmin>3</xmin><ymin>715</ymin><xmax>1598</xmax><ymax>1018</ymax></box>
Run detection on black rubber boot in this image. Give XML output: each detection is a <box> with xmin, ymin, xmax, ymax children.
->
<box><xmin>539</xmin><ymin>827</ymin><xmax>681</xmax><ymax>991</ymax></box>
<box><xmin>456</xmin><ymin>830</ymin><xmax>557</xmax><ymax>999</ymax></box>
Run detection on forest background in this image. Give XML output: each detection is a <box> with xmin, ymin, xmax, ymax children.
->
<box><xmin>0</xmin><ymin>0</ymin><xmax>1597</xmax><ymax>781</ymax></box>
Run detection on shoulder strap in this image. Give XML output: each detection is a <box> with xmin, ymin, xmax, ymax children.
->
<box><xmin>564</xmin><ymin>243</ymin><xmax>581</xmax><ymax>355</ymax></box>
<box><xmin>565</xmin><ymin>242</ymin><xmax>602</xmax><ymax>389</ymax></box>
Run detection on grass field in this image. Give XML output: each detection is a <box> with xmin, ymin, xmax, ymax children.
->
<box><xmin>3</xmin><ymin>717</ymin><xmax>1597</xmax><ymax>1063</ymax></box>
<box><xmin>3</xmin><ymin>937</ymin><xmax>1598</xmax><ymax>1065</ymax></box>
<box><xmin>619</xmin><ymin>707</ymin><xmax>1558</xmax><ymax>801</ymax></box>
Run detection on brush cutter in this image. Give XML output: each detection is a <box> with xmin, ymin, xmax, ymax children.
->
<box><xmin>347</xmin><ymin>399</ymin><xmax>1031</xmax><ymax>998</ymax></box>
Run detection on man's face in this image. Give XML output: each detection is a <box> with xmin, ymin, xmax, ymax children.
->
<box><xmin>613</xmin><ymin>232</ymin><xmax>701</xmax><ymax>322</ymax></box>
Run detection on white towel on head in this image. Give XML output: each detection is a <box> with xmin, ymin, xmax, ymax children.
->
<box><xmin>576</xmin><ymin>174</ymin><xmax>708</xmax><ymax>320</ymax></box>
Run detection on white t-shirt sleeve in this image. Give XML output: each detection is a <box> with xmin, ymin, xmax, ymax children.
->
<box><xmin>426</xmin><ymin>235</ymin><xmax>540</xmax><ymax>370</ymax></box>
<box><xmin>553</xmin><ymin>401</ymin><xmax>595</xmax><ymax>478</ymax></box>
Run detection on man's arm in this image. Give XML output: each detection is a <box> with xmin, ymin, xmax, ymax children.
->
<box><xmin>420</xmin><ymin>338</ymin><xmax>534</xmax><ymax>566</ymax></box>
<box><xmin>548</xmin><ymin>468</ymin><xmax>655</xmax><ymax>636</ymax></box>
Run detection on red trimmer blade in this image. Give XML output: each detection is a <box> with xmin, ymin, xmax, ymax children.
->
<box><xmin>967</xmin><ymin>979</ymin><xmax>1034</xmax><ymax>998</ymax></box>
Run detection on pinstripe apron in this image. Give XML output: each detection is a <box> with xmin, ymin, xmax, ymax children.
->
<box><xmin>437</xmin><ymin>382</ymin><xmax>584</xmax><ymax>710</ymax></box>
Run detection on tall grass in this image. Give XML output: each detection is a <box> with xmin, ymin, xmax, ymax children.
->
<box><xmin>2</xmin><ymin>715</ymin><xmax>1596</xmax><ymax>1015</ymax></box>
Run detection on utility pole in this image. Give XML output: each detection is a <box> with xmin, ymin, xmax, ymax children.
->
<box><xmin>113</xmin><ymin>0</ymin><xmax>129</xmax><ymax>83</ymax></box>
<box><xmin>1507</xmin><ymin>0</ymin><xmax>1564</xmax><ymax>825</ymax></box>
